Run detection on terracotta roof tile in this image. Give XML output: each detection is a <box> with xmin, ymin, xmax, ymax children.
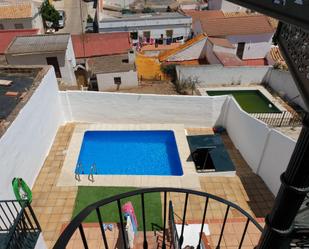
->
<box><xmin>158</xmin><ymin>33</ymin><xmax>207</xmax><ymax>62</ymax></box>
<box><xmin>183</xmin><ymin>10</ymin><xmax>224</xmax><ymax>23</ymax></box>
<box><xmin>0</xmin><ymin>0</ymin><xmax>33</xmax><ymax>19</ymax></box>
<box><xmin>141</xmin><ymin>43</ymin><xmax>181</xmax><ymax>52</ymax></box>
<box><xmin>200</xmin><ymin>15</ymin><xmax>275</xmax><ymax>36</ymax></box>
<box><xmin>0</xmin><ymin>29</ymin><xmax>39</xmax><ymax>54</ymax></box>
<box><xmin>270</xmin><ymin>46</ymin><xmax>286</xmax><ymax>65</ymax></box>
<box><xmin>208</xmin><ymin>37</ymin><xmax>235</xmax><ymax>49</ymax></box>
<box><xmin>72</xmin><ymin>32</ymin><xmax>131</xmax><ymax>58</ymax></box>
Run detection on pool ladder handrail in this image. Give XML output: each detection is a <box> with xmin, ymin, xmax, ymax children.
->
<box><xmin>88</xmin><ymin>163</ymin><xmax>97</xmax><ymax>183</ymax></box>
<box><xmin>75</xmin><ymin>163</ymin><xmax>84</xmax><ymax>182</ymax></box>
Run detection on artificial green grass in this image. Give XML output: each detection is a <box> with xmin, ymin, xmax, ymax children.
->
<box><xmin>207</xmin><ymin>90</ymin><xmax>281</xmax><ymax>113</ymax></box>
<box><xmin>72</xmin><ymin>186</ymin><xmax>162</xmax><ymax>231</ymax></box>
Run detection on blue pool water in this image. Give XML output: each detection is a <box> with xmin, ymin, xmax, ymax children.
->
<box><xmin>75</xmin><ymin>130</ymin><xmax>183</xmax><ymax>176</ymax></box>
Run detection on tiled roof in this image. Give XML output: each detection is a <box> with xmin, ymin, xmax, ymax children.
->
<box><xmin>183</xmin><ymin>10</ymin><xmax>224</xmax><ymax>23</ymax></box>
<box><xmin>0</xmin><ymin>29</ymin><xmax>39</xmax><ymax>54</ymax></box>
<box><xmin>214</xmin><ymin>52</ymin><xmax>245</xmax><ymax>66</ymax></box>
<box><xmin>6</xmin><ymin>34</ymin><xmax>70</xmax><ymax>54</ymax></box>
<box><xmin>72</xmin><ymin>33</ymin><xmax>131</xmax><ymax>59</ymax></box>
<box><xmin>200</xmin><ymin>15</ymin><xmax>275</xmax><ymax>36</ymax></box>
<box><xmin>242</xmin><ymin>58</ymin><xmax>268</xmax><ymax>66</ymax></box>
<box><xmin>0</xmin><ymin>0</ymin><xmax>33</xmax><ymax>19</ymax></box>
<box><xmin>141</xmin><ymin>43</ymin><xmax>181</xmax><ymax>52</ymax></box>
<box><xmin>208</xmin><ymin>37</ymin><xmax>235</xmax><ymax>49</ymax></box>
<box><xmin>270</xmin><ymin>47</ymin><xmax>285</xmax><ymax>63</ymax></box>
<box><xmin>158</xmin><ymin>33</ymin><xmax>207</xmax><ymax>62</ymax></box>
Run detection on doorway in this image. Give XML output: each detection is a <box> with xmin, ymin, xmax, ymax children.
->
<box><xmin>46</xmin><ymin>57</ymin><xmax>62</xmax><ymax>78</ymax></box>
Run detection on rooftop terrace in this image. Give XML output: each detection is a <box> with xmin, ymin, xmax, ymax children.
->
<box><xmin>31</xmin><ymin>123</ymin><xmax>274</xmax><ymax>248</ymax></box>
<box><xmin>0</xmin><ymin>66</ymin><xmax>45</xmax><ymax>137</ymax></box>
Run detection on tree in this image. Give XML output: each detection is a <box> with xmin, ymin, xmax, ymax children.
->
<box><xmin>40</xmin><ymin>0</ymin><xmax>60</xmax><ymax>27</ymax></box>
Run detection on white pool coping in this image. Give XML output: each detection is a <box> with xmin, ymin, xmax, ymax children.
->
<box><xmin>57</xmin><ymin>123</ymin><xmax>201</xmax><ymax>189</ymax></box>
<box><xmin>199</xmin><ymin>85</ymin><xmax>287</xmax><ymax>112</ymax></box>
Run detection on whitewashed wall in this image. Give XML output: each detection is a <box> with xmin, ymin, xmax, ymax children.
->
<box><xmin>177</xmin><ymin>64</ymin><xmax>271</xmax><ymax>86</ymax></box>
<box><xmin>227</xmin><ymin>33</ymin><xmax>273</xmax><ymax>60</ymax></box>
<box><xmin>96</xmin><ymin>70</ymin><xmax>138</xmax><ymax>91</ymax></box>
<box><xmin>257</xmin><ymin>130</ymin><xmax>295</xmax><ymax>194</ymax></box>
<box><xmin>222</xmin><ymin>98</ymin><xmax>270</xmax><ymax>172</ymax></box>
<box><xmin>208</xmin><ymin>0</ymin><xmax>248</xmax><ymax>12</ymax></box>
<box><xmin>166</xmin><ymin>37</ymin><xmax>207</xmax><ymax>62</ymax></box>
<box><xmin>219</xmin><ymin>97</ymin><xmax>296</xmax><ymax>195</ymax></box>
<box><xmin>34</xmin><ymin>234</ymin><xmax>47</xmax><ymax>249</ymax></box>
<box><xmin>103</xmin><ymin>0</ymin><xmax>135</xmax><ymax>9</ymax></box>
<box><xmin>6</xmin><ymin>52</ymin><xmax>76</xmax><ymax>85</ymax></box>
<box><xmin>99</xmin><ymin>16</ymin><xmax>192</xmax><ymax>39</ymax></box>
<box><xmin>0</xmin><ymin>67</ymin><xmax>65</xmax><ymax>199</ymax></box>
<box><xmin>60</xmin><ymin>91</ymin><xmax>227</xmax><ymax>127</ymax></box>
<box><xmin>0</xmin><ymin>18</ymin><xmax>33</xmax><ymax>30</ymax></box>
<box><xmin>266</xmin><ymin>69</ymin><xmax>307</xmax><ymax>110</ymax></box>
<box><xmin>205</xmin><ymin>41</ymin><xmax>221</xmax><ymax>64</ymax></box>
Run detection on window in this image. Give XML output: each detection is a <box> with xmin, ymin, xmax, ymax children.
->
<box><xmin>122</xmin><ymin>59</ymin><xmax>129</xmax><ymax>63</ymax></box>
<box><xmin>130</xmin><ymin>32</ymin><xmax>138</xmax><ymax>40</ymax></box>
<box><xmin>236</xmin><ymin>42</ymin><xmax>245</xmax><ymax>59</ymax></box>
<box><xmin>166</xmin><ymin>30</ymin><xmax>173</xmax><ymax>38</ymax></box>
<box><xmin>143</xmin><ymin>31</ymin><xmax>150</xmax><ymax>39</ymax></box>
<box><xmin>114</xmin><ymin>77</ymin><xmax>121</xmax><ymax>85</ymax></box>
<box><xmin>0</xmin><ymin>24</ymin><xmax>4</xmax><ymax>30</ymax></box>
<box><xmin>14</xmin><ymin>23</ymin><xmax>24</xmax><ymax>29</ymax></box>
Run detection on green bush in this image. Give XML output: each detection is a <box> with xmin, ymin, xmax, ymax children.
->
<box><xmin>87</xmin><ymin>14</ymin><xmax>93</xmax><ymax>23</ymax></box>
<box><xmin>160</xmin><ymin>64</ymin><xmax>177</xmax><ymax>82</ymax></box>
<box><xmin>40</xmin><ymin>0</ymin><xmax>60</xmax><ymax>27</ymax></box>
<box><xmin>142</xmin><ymin>7</ymin><xmax>155</xmax><ymax>13</ymax></box>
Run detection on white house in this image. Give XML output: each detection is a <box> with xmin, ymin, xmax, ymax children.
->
<box><xmin>87</xmin><ymin>53</ymin><xmax>138</xmax><ymax>91</ymax></box>
<box><xmin>0</xmin><ymin>0</ymin><xmax>43</xmax><ymax>32</ymax></box>
<box><xmin>5</xmin><ymin>33</ymin><xmax>77</xmax><ymax>85</ymax></box>
<box><xmin>193</xmin><ymin>15</ymin><xmax>275</xmax><ymax>62</ymax></box>
<box><xmin>97</xmin><ymin>12</ymin><xmax>192</xmax><ymax>43</ymax></box>
<box><xmin>208</xmin><ymin>0</ymin><xmax>249</xmax><ymax>12</ymax></box>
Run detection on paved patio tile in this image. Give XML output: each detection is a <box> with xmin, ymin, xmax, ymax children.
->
<box><xmin>31</xmin><ymin>124</ymin><xmax>274</xmax><ymax>248</ymax></box>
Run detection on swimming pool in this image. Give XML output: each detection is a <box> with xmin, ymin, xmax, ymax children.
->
<box><xmin>75</xmin><ymin>130</ymin><xmax>183</xmax><ymax>176</ymax></box>
<box><xmin>206</xmin><ymin>90</ymin><xmax>281</xmax><ymax>113</ymax></box>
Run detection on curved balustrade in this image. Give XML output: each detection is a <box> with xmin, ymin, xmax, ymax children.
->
<box><xmin>53</xmin><ymin>187</ymin><xmax>263</xmax><ymax>249</ymax></box>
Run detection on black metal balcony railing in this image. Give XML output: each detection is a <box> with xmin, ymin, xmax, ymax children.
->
<box><xmin>53</xmin><ymin>188</ymin><xmax>263</xmax><ymax>249</ymax></box>
<box><xmin>251</xmin><ymin>110</ymin><xmax>304</xmax><ymax>127</ymax></box>
<box><xmin>0</xmin><ymin>200</ymin><xmax>41</xmax><ymax>249</ymax></box>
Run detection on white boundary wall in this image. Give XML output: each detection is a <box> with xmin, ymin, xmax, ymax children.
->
<box><xmin>219</xmin><ymin>97</ymin><xmax>296</xmax><ymax>195</ymax></box>
<box><xmin>0</xmin><ymin>67</ymin><xmax>65</xmax><ymax>199</ymax></box>
<box><xmin>60</xmin><ymin>91</ymin><xmax>227</xmax><ymax>128</ymax></box>
<box><xmin>266</xmin><ymin>69</ymin><xmax>307</xmax><ymax>110</ymax></box>
<box><xmin>176</xmin><ymin>64</ymin><xmax>271</xmax><ymax>86</ymax></box>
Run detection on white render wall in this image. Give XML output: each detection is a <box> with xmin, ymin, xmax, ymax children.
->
<box><xmin>0</xmin><ymin>18</ymin><xmax>33</xmax><ymax>30</ymax></box>
<box><xmin>266</xmin><ymin>69</ymin><xmax>307</xmax><ymax>110</ymax></box>
<box><xmin>166</xmin><ymin>37</ymin><xmax>207</xmax><ymax>62</ymax></box>
<box><xmin>99</xmin><ymin>17</ymin><xmax>192</xmax><ymax>39</ymax></box>
<box><xmin>5</xmin><ymin>38</ymin><xmax>77</xmax><ymax>85</ymax></box>
<box><xmin>208</xmin><ymin>0</ymin><xmax>248</xmax><ymax>12</ymax></box>
<box><xmin>227</xmin><ymin>33</ymin><xmax>273</xmax><ymax>60</ymax></box>
<box><xmin>0</xmin><ymin>5</ymin><xmax>43</xmax><ymax>32</ymax></box>
<box><xmin>60</xmin><ymin>91</ymin><xmax>227</xmax><ymax>127</ymax></box>
<box><xmin>257</xmin><ymin>130</ymin><xmax>295</xmax><ymax>195</ymax></box>
<box><xmin>102</xmin><ymin>0</ymin><xmax>135</xmax><ymax>9</ymax></box>
<box><xmin>96</xmin><ymin>70</ymin><xmax>138</xmax><ymax>91</ymax></box>
<box><xmin>219</xmin><ymin>97</ymin><xmax>296</xmax><ymax>195</ymax></box>
<box><xmin>205</xmin><ymin>41</ymin><xmax>221</xmax><ymax>64</ymax></box>
<box><xmin>177</xmin><ymin>64</ymin><xmax>271</xmax><ymax>86</ymax></box>
<box><xmin>0</xmin><ymin>67</ymin><xmax>65</xmax><ymax>199</ymax></box>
